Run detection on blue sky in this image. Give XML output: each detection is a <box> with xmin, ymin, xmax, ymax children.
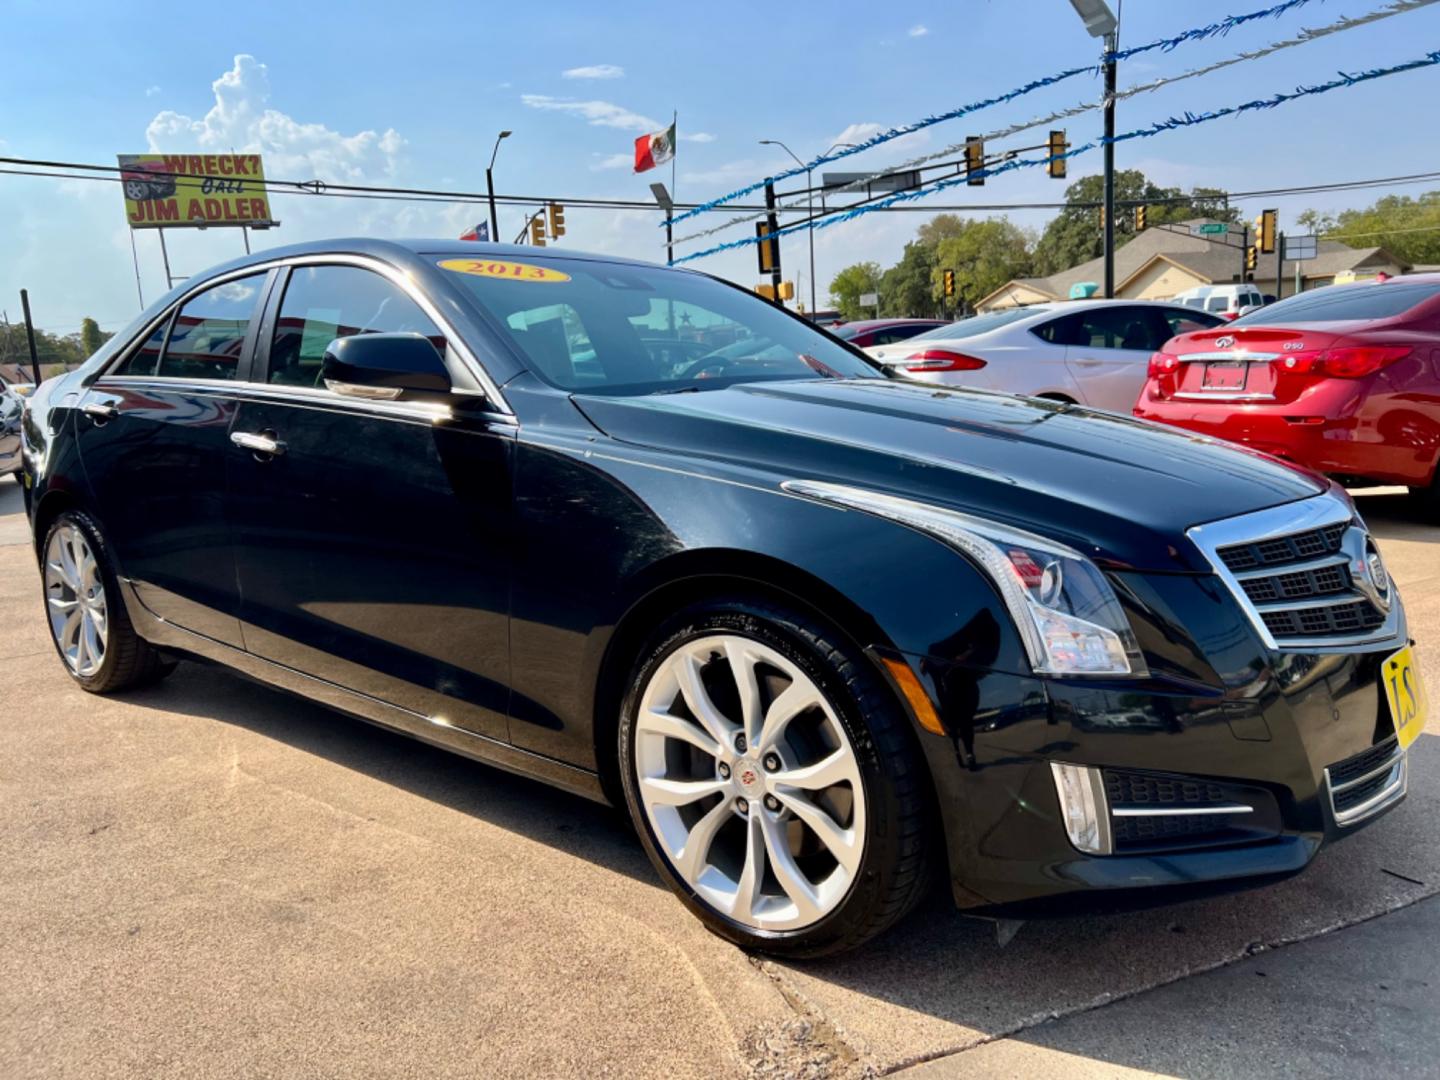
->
<box><xmin>2</xmin><ymin>0</ymin><xmax>1438</xmax><ymax>334</ymax></box>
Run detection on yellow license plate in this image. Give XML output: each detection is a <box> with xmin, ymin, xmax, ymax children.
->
<box><xmin>1382</xmin><ymin>646</ymin><xmax>1429</xmax><ymax>751</ymax></box>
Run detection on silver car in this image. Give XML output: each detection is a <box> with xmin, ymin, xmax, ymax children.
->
<box><xmin>867</xmin><ymin>300</ymin><xmax>1225</xmax><ymax>413</ymax></box>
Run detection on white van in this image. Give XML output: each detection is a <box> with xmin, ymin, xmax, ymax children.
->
<box><xmin>1171</xmin><ymin>283</ymin><xmax>1266</xmax><ymax>320</ymax></box>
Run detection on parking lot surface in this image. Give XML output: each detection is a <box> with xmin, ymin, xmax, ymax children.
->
<box><xmin>2</xmin><ymin>472</ymin><xmax>1437</xmax><ymax>1079</ymax></box>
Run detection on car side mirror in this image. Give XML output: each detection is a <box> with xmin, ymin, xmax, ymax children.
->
<box><xmin>322</xmin><ymin>332</ymin><xmax>452</xmax><ymax>401</ymax></box>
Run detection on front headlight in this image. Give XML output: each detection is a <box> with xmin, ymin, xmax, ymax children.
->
<box><xmin>782</xmin><ymin>480</ymin><xmax>1148</xmax><ymax>678</ymax></box>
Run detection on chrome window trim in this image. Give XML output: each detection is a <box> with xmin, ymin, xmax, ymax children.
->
<box><xmin>97</xmin><ymin>253</ymin><xmax>512</xmax><ymax>414</ymax></box>
<box><xmin>92</xmin><ymin>375</ymin><xmax>518</xmax><ymax>428</ymax></box>
<box><xmin>1325</xmin><ymin>751</ymin><xmax>1407</xmax><ymax>827</ymax></box>
<box><xmin>1187</xmin><ymin>494</ymin><xmax>1405</xmax><ymax>653</ymax></box>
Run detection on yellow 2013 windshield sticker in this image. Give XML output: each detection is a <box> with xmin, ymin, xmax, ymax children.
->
<box><xmin>438</xmin><ymin>258</ymin><xmax>571</xmax><ymax>283</ymax></box>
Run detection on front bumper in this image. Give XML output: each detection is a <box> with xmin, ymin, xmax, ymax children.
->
<box><xmin>921</xmin><ymin>643</ymin><xmax>1410</xmax><ymax>910</ymax></box>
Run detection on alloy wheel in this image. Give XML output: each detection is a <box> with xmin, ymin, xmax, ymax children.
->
<box><xmin>634</xmin><ymin>634</ymin><xmax>866</xmax><ymax>931</ymax></box>
<box><xmin>44</xmin><ymin>524</ymin><xmax>108</xmax><ymax>677</ymax></box>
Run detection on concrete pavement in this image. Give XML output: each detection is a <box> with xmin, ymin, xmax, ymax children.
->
<box><xmin>1</xmin><ymin>473</ymin><xmax>1437</xmax><ymax>1078</ymax></box>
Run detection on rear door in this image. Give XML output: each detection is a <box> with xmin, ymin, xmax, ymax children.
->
<box><xmin>73</xmin><ymin>270</ymin><xmax>274</xmax><ymax>646</ymax></box>
<box><xmin>226</xmin><ymin>261</ymin><xmax>515</xmax><ymax>740</ymax></box>
<box><xmin>1056</xmin><ymin>305</ymin><xmax>1174</xmax><ymax>411</ymax></box>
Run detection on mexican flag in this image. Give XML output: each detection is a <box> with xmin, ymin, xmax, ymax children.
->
<box><xmin>633</xmin><ymin>122</ymin><xmax>676</xmax><ymax>174</ymax></box>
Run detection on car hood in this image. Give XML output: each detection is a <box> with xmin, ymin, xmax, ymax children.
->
<box><xmin>572</xmin><ymin>378</ymin><xmax>1327</xmax><ymax>572</ymax></box>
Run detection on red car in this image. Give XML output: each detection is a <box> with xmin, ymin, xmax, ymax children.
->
<box><xmin>1135</xmin><ymin>275</ymin><xmax>1440</xmax><ymax>508</ymax></box>
<box><xmin>832</xmin><ymin>318</ymin><xmax>950</xmax><ymax>349</ymax></box>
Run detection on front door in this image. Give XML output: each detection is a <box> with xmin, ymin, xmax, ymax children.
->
<box><xmin>226</xmin><ymin>263</ymin><xmax>515</xmax><ymax>740</ymax></box>
<box><xmin>73</xmin><ymin>270</ymin><xmax>274</xmax><ymax>647</ymax></box>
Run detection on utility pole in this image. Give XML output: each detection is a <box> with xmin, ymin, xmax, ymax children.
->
<box><xmin>759</xmin><ymin>140</ymin><xmax>816</xmax><ymax>316</ymax></box>
<box><xmin>1240</xmin><ymin>224</ymin><xmax>1250</xmax><ymax>282</ymax></box>
<box><xmin>157</xmin><ymin>229</ymin><xmax>174</xmax><ymax>290</ymax></box>
<box><xmin>764</xmin><ymin>181</ymin><xmax>782</xmax><ymax>301</ymax></box>
<box><xmin>649</xmin><ymin>183</ymin><xmax>675</xmax><ymax>266</ymax></box>
<box><xmin>1102</xmin><ymin>32</ymin><xmax>1117</xmax><ymax>298</ymax></box>
<box><xmin>1275</xmin><ymin>231</ymin><xmax>1285</xmax><ymax>299</ymax></box>
<box><xmin>19</xmin><ymin>289</ymin><xmax>41</xmax><ymax>385</ymax></box>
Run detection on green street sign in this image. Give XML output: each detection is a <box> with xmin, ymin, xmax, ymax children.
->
<box><xmin>1196</xmin><ymin>223</ymin><xmax>1228</xmax><ymax>235</ymax></box>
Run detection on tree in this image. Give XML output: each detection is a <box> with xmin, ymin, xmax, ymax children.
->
<box><xmin>1299</xmin><ymin>191</ymin><xmax>1440</xmax><ymax>266</ymax></box>
<box><xmin>80</xmin><ymin>317</ymin><xmax>106</xmax><ymax>357</ymax></box>
<box><xmin>915</xmin><ymin>213</ymin><xmax>970</xmax><ymax>248</ymax></box>
<box><xmin>880</xmin><ymin>242</ymin><xmax>937</xmax><ymax>317</ymax></box>
<box><xmin>828</xmin><ymin>261</ymin><xmax>883</xmax><ymax>320</ymax></box>
<box><xmin>932</xmin><ymin>218</ymin><xmax>1034</xmax><ymax>312</ymax></box>
<box><xmin>1032</xmin><ymin>171</ymin><xmax>1240</xmax><ymax>276</ymax></box>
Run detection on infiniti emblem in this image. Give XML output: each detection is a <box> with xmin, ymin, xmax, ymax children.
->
<box><xmin>1215</xmin><ymin>335</ymin><xmax>1235</xmax><ymax>348</ymax></box>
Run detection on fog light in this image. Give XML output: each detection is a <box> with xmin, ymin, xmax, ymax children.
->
<box><xmin>1049</xmin><ymin>762</ymin><xmax>1113</xmax><ymax>855</ymax></box>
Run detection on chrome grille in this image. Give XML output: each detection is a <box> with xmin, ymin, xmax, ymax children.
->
<box><xmin>1188</xmin><ymin>496</ymin><xmax>1401</xmax><ymax>651</ymax></box>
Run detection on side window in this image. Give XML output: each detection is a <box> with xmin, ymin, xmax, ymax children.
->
<box><xmin>1205</xmin><ymin>295</ymin><xmax>1229</xmax><ymax>313</ymax></box>
<box><xmin>157</xmin><ymin>274</ymin><xmax>267</xmax><ymax>381</ymax></box>
<box><xmin>1031</xmin><ymin>315</ymin><xmax>1076</xmax><ymax>345</ymax></box>
<box><xmin>1050</xmin><ymin>307</ymin><xmax>1159</xmax><ymax>351</ymax></box>
<box><xmin>112</xmin><ymin>319</ymin><xmax>170</xmax><ymax>377</ymax></box>
<box><xmin>269</xmin><ymin>265</ymin><xmax>446</xmax><ymax>387</ymax></box>
<box><xmin>872</xmin><ymin>327</ymin><xmax>922</xmax><ymax>345</ymax></box>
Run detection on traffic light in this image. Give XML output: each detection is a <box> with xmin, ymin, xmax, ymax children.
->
<box><xmin>942</xmin><ymin>269</ymin><xmax>956</xmax><ymax>298</ymax></box>
<box><xmin>777</xmin><ymin>281</ymin><xmax>795</xmax><ymax>301</ymax></box>
<box><xmin>1255</xmin><ymin>208</ymin><xmax>1278</xmax><ymax>254</ymax></box>
<box><xmin>1246</xmin><ymin>245</ymin><xmax>1258</xmax><ymax>272</ymax></box>
<box><xmin>529</xmin><ymin>214</ymin><xmax>546</xmax><ymax>247</ymax></box>
<box><xmin>1098</xmin><ymin>206</ymin><xmax>1106</xmax><ymax>231</ymax></box>
<box><xmin>756</xmin><ymin>222</ymin><xmax>780</xmax><ymax>275</ymax></box>
<box><xmin>547</xmin><ymin>203</ymin><xmax>566</xmax><ymax>240</ymax></box>
<box><xmin>755</xmin><ymin>283</ymin><xmax>776</xmax><ymax>300</ymax></box>
<box><xmin>965</xmin><ymin>137</ymin><xmax>984</xmax><ymax>186</ymax></box>
<box><xmin>1135</xmin><ymin>205</ymin><xmax>1148</xmax><ymax>231</ymax></box>
<box><xmin>1047</xmin><ymin>130</ymin><xmax>1068</xmax><ymax>179</ymax></box>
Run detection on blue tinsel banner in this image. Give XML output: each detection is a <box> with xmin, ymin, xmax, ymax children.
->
<box><xmin>666</xmin><ymin>0</ymin><xmax>1319</xmax><ymax>229</ymax></box>
<box><xmin>672</xmin><ymin>48</ymin><xmax>1440</xmax><ymax>266</ymax></box>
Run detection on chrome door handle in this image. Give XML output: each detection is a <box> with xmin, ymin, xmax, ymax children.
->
<box><xmin>230</xmin><ymin>431</ymin><xmax>286</xmax><ymax>457</ymax></box>
<box><xmin>82</xmin><ymin>402</ymin><xmax>118</xmax><ymax>423</ymax></box>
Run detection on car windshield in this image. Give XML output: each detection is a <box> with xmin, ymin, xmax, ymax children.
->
<box><xmin>437</xmin><ymin>256</ymin><xmax>880</xmax><ymax>395</ymax></box>
<box><xmin>904</xmin><ymin>309</ymin><xmax>1035</xmax><ymax>342</ymax></box>
<box><xmin>1232</xmin><ymin>281</ymin><xmax>1440</xmax><ymax>325</ymax></box>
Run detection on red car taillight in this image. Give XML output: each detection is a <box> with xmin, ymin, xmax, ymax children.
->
<box><xmin>1147</xmin><ymin>352</ymin><xmax>1181</xmax><ymax>379</ymax></box>
<box><xmin>903</xmin><ymin>349</ymin><xmax>987</xmax><ymax>372</ymax></box>
<box><xmin>1276</xmin><ymin>345</ymin><xmax>1411</xmax><ymax>379</ymax></box>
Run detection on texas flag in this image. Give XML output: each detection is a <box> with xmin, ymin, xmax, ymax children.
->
<box><xmin>633</xmin><ymin>122</ymin><xmax>676</xmax><ymax>174</ymax></box>
<box><xmin>459</xmin><ymin>222</ymin><xmax>490</xmax><ymax>241</ymax></box>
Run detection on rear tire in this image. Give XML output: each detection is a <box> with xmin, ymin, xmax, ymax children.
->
<box><xmin>1407</xmin><ymin>472</ymin><xmax>1440</xmax><ymax>521</ymax></box>
<box><xmin>618</xmin><ymin>597</ymin><xmax>932</xmax><ymax>958</ymax></box>
<box><xmin>41</xmin><ymin>510</ymin><xmax>173</xmax><ymax>693</ymax></box>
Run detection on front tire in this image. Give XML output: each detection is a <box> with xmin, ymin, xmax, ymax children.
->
<box><xmin>619</xmin><ymin>598</ymin><xmax>931</xmax><ymax>958</ymax></box>
<box><xmin>42</xmin><ymin>510</ymin><xmax>173</xmax><ymax>693</ymax></box>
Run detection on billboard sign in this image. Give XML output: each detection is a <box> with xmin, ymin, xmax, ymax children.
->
<box><xmin>119</xmin><ymin>153</ymin><xmax>273</xmax><ymax>229</ymax></box>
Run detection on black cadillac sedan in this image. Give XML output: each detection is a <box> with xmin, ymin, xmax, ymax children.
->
<box><xmin>20</xmin><ymin>240</ymin><xmax>1426</xmax><ymax>957</ymax></box>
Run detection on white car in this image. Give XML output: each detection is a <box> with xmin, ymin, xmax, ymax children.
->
<box><xmin>1171</xmin><ymin>283</ymin><xmax>1267</xmax><ymax>320</ymax></box>
<box><xmin>866</xmin><ymin>299</ymin><xmax>1225</xmax><ymax>413</ymax></box>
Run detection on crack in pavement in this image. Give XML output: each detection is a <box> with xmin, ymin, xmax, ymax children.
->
<box><xmin>880</xmin><ymin>880</ymin><xmax>1440</xmax><ymax>1076</ymax></box>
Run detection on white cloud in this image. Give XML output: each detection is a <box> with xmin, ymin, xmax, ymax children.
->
<box><xmin>680</xmin><ymin>158</ymin><xmax>766</xmax><ymax>186</ymax></box>
<box><xmin>908</xmin><ymin>24</ymin><xmax>929</xmax><ymax>37</ymax></box>
<box><xmin>520</xmin><ymin>94</ymin><xmax>660</xmax><ymax>133</ymax></box>
<box><xmin>590</xmin><ymin>152</ymin><xmax>633</xmax><ymax>171</ymax></box>
<box><xmin>562</xmin><ymin>64</ymin><xmax>624</xmax><ymax>80</ymax></box>
<box><xmin>827</xmin><ymin>121</ymin><xmax>930</xmax><ymax>156</ymax></box>
<box><xmin>681</xmin><ymin>131</ymin><xmax>716</xmax><ymax>143</ymax></box>
<box><xmin>144</xmin><ymin>85</ymin><xmax>162</xmax><ymax>97</ymax></box>
<box><xmin>146</xmin><ymin>55</ymin><xmax>406</xmax><ymax>183</ymax></box>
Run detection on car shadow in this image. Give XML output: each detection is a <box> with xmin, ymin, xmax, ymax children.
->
<box><xmin>108</xmin><ymin>659</ymin><xmax>657</xmax><ymax>887</ymax></box>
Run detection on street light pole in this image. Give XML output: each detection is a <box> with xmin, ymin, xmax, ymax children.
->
<box><xmin>760</xmin><ymin>139</ymin><xmax>814</xmax><ymax>315</ymax></box>
<box><xmin>1068</xmin><ymin>1</ymin><xmax>1120</xmax><ymax>298</ymax></box>
<box><xmin>486</xmin><ymin>130</ymin><xmax>511</xmax><ymax>244</ymax></box>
